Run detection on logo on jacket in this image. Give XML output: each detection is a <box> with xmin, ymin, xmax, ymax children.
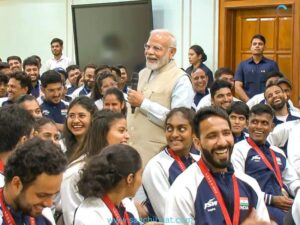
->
<box><xmin>42</xmin><ymin>109</ymin><xmax>50</xmax><ymax>116</ymax></box>
<box><xmin>251</xmin><ymin>155</ymin><xmax>261</xmax><ymax>162</ymax></box>
<box><xmin>61</xmin><ymin>109</ymin><xmax>67</xmax><ymax>116</ymax></box>
<box><xmin>276</xmin><ymin>157</ymin><xmax>282</xmax><ymax>166</ymax></box>
<box><xmin>240</xmin><ymin>197</ymin><xmax>249</xmax><ymax>210</ymax></box>
<box><xmin>204</xmin><ymin>198</ymin><xmax>218</xmax><ymax>211</ymax></box>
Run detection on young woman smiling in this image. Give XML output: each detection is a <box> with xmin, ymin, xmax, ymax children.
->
<box><xmin>141</xmin><ymin>107</ymin><xmax>200</xmax><ymax>220</ymax></box>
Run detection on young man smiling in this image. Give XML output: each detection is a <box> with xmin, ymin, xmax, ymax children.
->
<box><xmin>1</xmin><ymin>138</ymin><xmax>67</xmax><ymax>224</ymax></box>
<box><xmin>165</xmin><ymin>106</ymin><xmax>269</xmax><ymax>225</ymax></box>
<box><xmin>231</xmin><ymin>104</ymin><xmax>300</xmax><ymax>225</ymax></box>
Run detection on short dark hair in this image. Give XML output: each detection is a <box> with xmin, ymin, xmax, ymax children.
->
<box><xmin>7</xmin><ymin>56</ymin><xmax>22</xmax><ymax>64</ymax></box>
<box><xmin>266</xmin><ymin>71</ymin><xmax>284</xmax><ymax>84</ymax></box>
<box><xmin>40</xmin><ymin>70</ymin><xmax>63</xmax><ymax>88</ymax></box>
<box><xmin>0</xmin><ymin>73</ymin><xmax>8</xmax><ymax>84</ymax></box>
<box><xmin>189</xmin><ymin>45</ymin><xmax>207</xmax><ymax>62</ymax></box>
<box><xmin>31</xmin><ymin>55</ymin><xmax>41</xmax><ymax>65</ymax></box>
<box><xmin>51</xmin><ymin>38</ymin><xmax>63</xmax><ymax>46</ymax></box>
<box><xmin>54</xmin><ymin>67</ymin><xmax>68</xmax><ymax>81</ymax></box>
<box><xmin>10</xmin><ymin>71</ymin><xmax>32</xmax><ymax>94</ymax></box>
<box><xmin>83</xmin><ymin>64</ymin><xmax>96</xmax><ymax>73</ymax></box>
<box><xmin>15</xmin><ymin>94</ymin><xmax>38</xmax><ymax>105</ymax></box>
<box><xmin>4</xmin><ymin>138</ymin><xmax>67</xmax><ymax>187</ymax></box>
<box><xmin>63</xmin><ymin>96</ymin><xmax>97</xmax><ymax>159</ymax></box>
<box><xmin>103</xmin><ymin>87</ymin><xmax>127</xmax><ymax>116</ymax></box>
<box><xmin>66</xmin><ymin>65</ymin><xmax>80</xmax><ymax>76</ymax></box>
<box><xmin>226</xmin><ymin>101</ymin><xmax>250</xmax><ymax>120</ymax></box>
<box><xmin>264</xmin><ymin>83</ymin><xmax>284</xmax><ymax>100</ymax></box>
<box><xmin>23</xmin><ymin>56</ymin><xmax>39</xmax><ymax>70</ymax></box>
<box><xmin>210</xmin><ymin>80</ymin><xmax>232</xmax><ymax>99</ymax></box>
<box><xmin>0</xmin><ymin>62</ymin><xmax>10</xmax><ymax>70</ymax></box>
<box><xmin>0</xmin><ymin>105</ymin><xmax>35</xmax><ymax>152</ymax></box>
<box><xmin>117</xmin><ymin>64</ymin><xmax>127</xmax><ymax>71</ymax></box>
<box><xmin>91</xmin><ymin>71</ymin><xmax>117</xmax><ymax>101</ymax></box>
<box><xmin>251</xmin><ymin>34</ymin><xmax>266</xmax><ymax>44</ymax></box>
<box><xmin>193</xmin><ymin>106</ymin><xmax>231</xmax><ymax>138</ymax></box>
<box><xmin>277</xmin><ymin>78</ymin><xmax>292</xmax><ymax>89</ymax></box>
<box><xmin>95</xmin><ymin>65</ymin><xmax>111</xmax><ymax>75</ymax></box>
<box><xmin>214</xmin><ymin>67</ymin><xmax>234</xmax><ymax>80</ymax></box>
<box><xmin>250</xmin><ymin>103</ymin><xmax>274</xmax><ymax>119</ymax></box>
<box><xmin>110</xmin><ymin>66</ymin><xmax>121</xmax><ymax>77</ymax></box>
<box><xmin>77</xmin><ymin>144</ymin><xmax>141</xmax><ymax>198</ymax></box>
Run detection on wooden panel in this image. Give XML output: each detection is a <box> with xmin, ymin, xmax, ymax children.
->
<box><xmin>278</xmin><ymin>17</ymin><xmax>292</xmax><ymax>50</ymax></box>
<box><xmin>241</xmin><ymin>18</ymin><xmax>259</xmax><ymax>50</ymax></box>
<box><xmin>241</xmin><ymin>54</ymin><xmax>252</xmax><ymax>61</ymax></box>
<box><xmin>260</xmin><ymin>17</ymin><xmax>276</xmax><ymax>50</ymax></box>
<box><xmin>219</xmin><ymin>0</ymin><xmax>300</xmax><ymax>106</ymax></box>
<box><xmin>263</xmin><ymin>54</ymin><xmax>276</xmax><ymax>61</ymax></box>
<box><xmin>224</xmin><ymin>0</ymin><xmax>293</xmax><ymax>8</ymax></box>
<box><xmin>277</xmin><ymin>54</ymin><xmax>292</xmax><ymax>79</ymax></box>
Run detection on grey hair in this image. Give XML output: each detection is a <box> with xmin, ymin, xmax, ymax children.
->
<box><xmin>150</xmin><ymin>29</ymin><xmax>177</xmax><ymax>48</ymax></box>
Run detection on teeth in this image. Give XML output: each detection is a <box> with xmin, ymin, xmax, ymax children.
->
<box><xmin>215</xmin><ymin>149</ymin><xmax>227</xmax><ymax>154</ymax></box>
<box><xmin>72</xmin><ymin>126</ymin><xmax>82</xmax><ymax>128</ymax></box>
<box><xmin>254</xmin><ymin>131</ymin><xmax>263</xmax><ymax>134</ymax></box>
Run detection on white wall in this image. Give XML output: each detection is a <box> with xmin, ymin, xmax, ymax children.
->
<box><xmin>0</xmin><ymin>0</ymin><xmax>218</xmax><ymax>72</ymax></box>
<box><xmin>0</xmin><ymin>0</ymin><xmax>69</xmax><ymax>70</ymax></box>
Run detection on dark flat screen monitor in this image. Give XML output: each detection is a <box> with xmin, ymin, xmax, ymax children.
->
<box><xmin>72</xmin><ymin>0</ymin><xmax>153</xmax><ymax>76</ymax></box>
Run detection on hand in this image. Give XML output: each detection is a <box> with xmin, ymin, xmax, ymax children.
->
<box><xmin>128</xmin><ymin>89</ymin><xmax>144</xmax><ymax>107</ymax></box>
<box><xmin>241</xmin><ymin>209</ymin><xmax>274</xmax><ymax>225</ymax></box>
<box><xmin>271</xmin><ymin>195</ymin><xmax>293</xmax><ymax>211</ymax></box>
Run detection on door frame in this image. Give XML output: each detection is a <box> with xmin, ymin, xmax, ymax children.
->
<box><xmin>219</xmin><ymin>0</ymin><xmax>300</xmax><ymax>105</ymax></box>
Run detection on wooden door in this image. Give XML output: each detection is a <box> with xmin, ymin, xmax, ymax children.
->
<box><xmin>235</xmin><ymin>7</ymin><xmax>293</xmax><ymax>81</ymax></box>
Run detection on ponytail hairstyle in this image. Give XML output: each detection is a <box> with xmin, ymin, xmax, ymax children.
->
<box><xmin>77</xmin><ymin>144</ymin><xmax>142</xmax><ymax>198</ymax></box>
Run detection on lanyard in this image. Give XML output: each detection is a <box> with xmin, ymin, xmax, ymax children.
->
<box><xmin>198</xmin><ymin>159</ymin><xmax>240</xmax><ymax>225</ymax></box>
<box><xmin>0</xmin><ymin>189</ymin><xmax>36</xmax><ymax>225</ymax></box>
<box><xmin>168</xmin><ymin>148</ymin><xmax>188</xmax><ymax>172</ymax></box>
<box><xmin>247</xmin><ymin>137</ymin><xmax>283</xmax><ymax>188</ymax></box>
<box><xmin>102</xmin><ymin>195</ymin><xmax>131</xmax><ymax>225</ymax></box>
<box><xmin>0</xmin><ymin>160</ymin><xmax>4</xmax><ymax>174</ymax></box>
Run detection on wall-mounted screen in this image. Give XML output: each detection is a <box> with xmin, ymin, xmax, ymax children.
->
<box><xmin>72</xmin><ymin>0</ymin><xmax>153</xmax><ymax>76</ymax></box>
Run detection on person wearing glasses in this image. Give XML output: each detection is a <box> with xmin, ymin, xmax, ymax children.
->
<box><xmin>40</xmin><ymin>70</ymin><xmax>69</xmax><ymax>131</ymax></box>
<box><xmin>127</xmin><ymin>29</ymin><xmax>194</xmax><ymax>165</ymax></box>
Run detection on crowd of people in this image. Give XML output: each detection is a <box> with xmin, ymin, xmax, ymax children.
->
<box><xmin>0</xmin><ymin>29</ymin><xmax>300</xmax><ymax>225</ymax></box>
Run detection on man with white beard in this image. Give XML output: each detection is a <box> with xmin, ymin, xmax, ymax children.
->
<box><xmin>127</xmin><ymin>29</ymin><xmax>194</xmax><ymax>165</ymax></box>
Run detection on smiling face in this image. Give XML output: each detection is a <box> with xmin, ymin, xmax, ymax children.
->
<box><xmin>264</xmin><ymin>85</ymin><xmax>286</xmax><ymax>111</ymax></box>
<box><xmin>248</xmin><ymin>113</ymin><xmax>273</xmax><ymax>145</ymax></box>
<box><xmin>8</xmin><ymin>59</ymin><xmax>22</xmax><ymax>72</ymax></box>
<box><xmin>145</xmin><ymin>31</ymin><xmax>176</xmax><ymax>71</ymax></box>
<box><xmin>24</xmin><ymin>65</ymin><xmax>39</xmax><ymax>83</ymax></box>
<box><xmin>191</xmin><ymin>68</ymin><xmax>208</xmax><ymax>93</ymax></box>
<box><xmin>212</xmin><ymin>87</ymin><xmax>233</xmax><ymax>110</ymax></box>
<box><xmin>106</xmin><ymin>118</ymin><xmax>130</xmax><ymax>145</ymax></box>
<box><xmin>12</xmin><ymin>173</ymin><xmax>62</xmax><ymax>217</ymax></box>
<box><xmin>194</xmin><ymin>116</ymin><xmax>234</xmax><ymax>172</ymax></box>
<box><xmin>7</xmin><ymin>78</ymin><xmax>28</xmax><ymax>102</ymax></box>
<box><xmin>165</xmin><ymin>111</ymin><xmax>193</xmax><ymax>156</ymax></box>
<box><xmin>67</xmin><ymin>104</ymin><xmax>92</xmax><ymax>140</ymax></box>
